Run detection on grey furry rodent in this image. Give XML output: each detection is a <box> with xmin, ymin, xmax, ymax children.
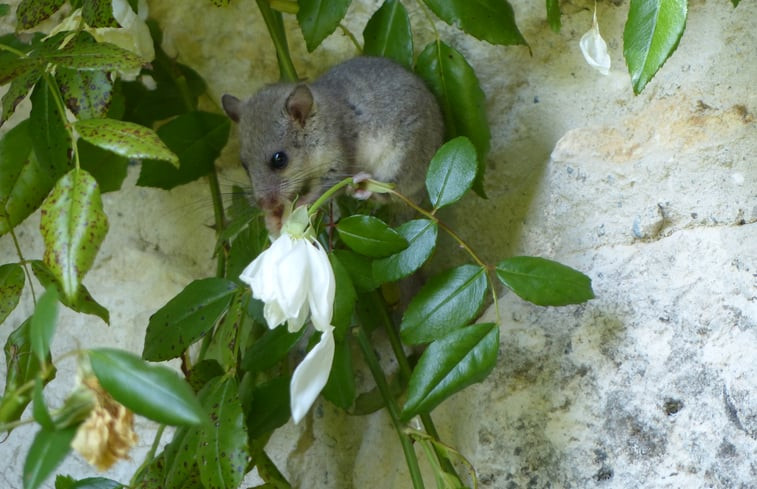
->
<box><xmin>222</xmin><ymin>56</ymin><xmax>443</xmax><ymax>233</ymax></box>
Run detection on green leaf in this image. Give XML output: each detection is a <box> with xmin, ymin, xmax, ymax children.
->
<box><xmin>495</xmin><ymin>256</ymin><xmax>595</xmax><ymax>306</ymax></box>
<box><xmin>32</xmin><ymin>377</ymin><xmax>55</xmax><ymax>430</ymax></box>
<box><xmin>31</xmin><ymin>260</ymin><xmax>110</xmax><ymax>324</ymax></box>
<box><xmin>82</xmin><ymin>0</ymin><xmax>118</xmax><ymax>27</ymax></box>
<box><xmin>623</xmin><ymin>0</ymin><xmax>687</xmax><ymax>94</ymax></box>
<box><xmin>421</xmin><ymin>0</ymin><xmax>526</xmax><ymax>46</ymax></box>
<box><xmin>30</xmin><ymin>287</ymin><xmax>58</xmax><ymax>363</ymax></box>
<box><xmin>362</xmin><ymin>0</ymin><xmax>413</xmax><ymax>68</ymax></box>
<box><xmin>61</xmin><ymin>477</ymin><xmax>123</xmax><ymax>489</ymax></box>
<box><xmin>203</xmin><ymin>292</ymin><xmax>246</xmax><ymax>371</ymax></box>
<box><xmin>329</xmin><ymin>253</ymin><xmax>357</xmax><ymax>338</ymax></box>
<box><xmin>196</xmin><ymin>377</ymin><xmax>248</xmax><ymax>489</ymax></box>
<box><xmin>1</xmin><ymin>318</ymin><xmax>56</xmax><ymax>425</ymax></box>
<box><xmin>137</xmin><ymin>111</ymin><xmax>230</xmax><ymax>189</ymax></box>
<box><xmin>401</xmin><ymin>323</ymin><xmax>498</xmax><ymax>420</ymax></box>
<box><xmin>401</xmin><ymin>265</ymin><xmax>488</xmax><ymax>344</ymax></box>
<box><xmin>56</xmin><ymin>67</ymin><xmax>113</xmax><ymax>119</ymax></box>
<box><xmin>546</xmin><ymin>0</ymin><xmax>561</xmax><ymax>32</ymax></box>
<box><xmin>41</xmin><ymin>36</ymin><xmax>144</xmax><ymax>73</ymax></box>
<box><xmin>297</xmin><ymin>0</ymin><xmax>351</xmax><ymax>52</ymax></box>
<box><xmin>244</xmin><ymin>375</ymin><xmax>290</xmax><ymax>438</ymax></box>
<box><xmin>16</xmin><ymin>0</ymin><xmax>65</xmax><ymax>29</ymax></box>
<box><xmin>0</xmin><ymin>263</ymin><xmax>25</xmax><ymax>325</ymax></box>
<box><xmin>30</xmin><ymin>78</ymin><xmax>72</xmax><ymax>179</ymax></box>
<box><xmin>0</xmin><ymin>4</ymin><xmax>9</xmax><ymax>16</ymax></box>
<box><xmin>77</xmin><ymin>139</ymin><xmax>129</xmax><ymax>194</ymax></box>
<box><xmin>1</xmin><ymin>65</ymin><xmax>41</xmax><ymax>126</ymax></box>
<box><xmin>322</xmin><ymin>337</ymin><xmax>355</xmax><ymax>409</ymax></box>
<box><xmin>731</xmin><ymin>0</ymin><xmax>740</xmax><ymax>5</ymax></box>
<box><xmin>416</xmin><ymin>42</ymin><xmax>490</xmax><ymax>196</ymax></box>
<box><xmin>40</xmin><ymin>169</ymin><xmax>108</xmax><ymax>302</ymax></box>
<box><xmin>333</xmin><ymin>249</ymin><xmax>377</xmax><ymax>292</ymax></box>
<box><xmin>75</xmin><ymin>118</ymin><xmax>178</xmax><ymax>165</ymax></box>
<box><xmin>372</xmin><ymin>219</ymin><xmax>437</xmax><ymax>284</ymax></box>
<box><xmin>425</xmin><ymin>136</ymin><xmax>477</xmax><ymax>210</ymax></box>
<box><xmin>23</xmin><ymin>427</ymin><xmax>77</xmax><ymax>489</ymax></box>
<box><xmin>336</xmin><ymin>215</ymin><xmax>408</xmax><ymax>258</ymax></box>
<box><xmin>0</xmin><ymin>120</ymin><xmax>55</xmax><ymax>237</ymax></box>
<box><xmin>226</xmin><ymin>215</ymin><xmax>268</xmax><ymax>285</ymax></box>
<box><xmin>142</xmin><ymin>278</ymin><xmax>238</xmax><ymax>361</ymax></box>
<box><xmin>161</xmin><ymin>425</ymin><xmax>201</xmax><ymax>489</ymax></box>
<box><xmin>89</xmin><ymin>348</ymin><xmax>205</xmax><ymax>425</ymax></box>
<box><xmin>241</xmin><ymin>325</ymin><xmax>305</xmax><ymax>373</ymax></box>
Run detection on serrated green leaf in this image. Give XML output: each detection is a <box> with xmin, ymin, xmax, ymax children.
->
<box><xmin>75</xmin><ymin>118</ymin><xmax>178</xmax><ymax>164</ymax></box>
<box><xmin>77</xmin><ymin>138</ymin><xmax>128</xmax><ymax>194</ymax></box>
<box><xmin>30</xmin><ymin>287</ymin><xmax>58</xmax><ymax>363</ymax></box>
<box><xmin>32</xmin><ymin>377</ymin><xmax>55</xmax><ymax>429</ymax></box>
<box><xmin>1</xmin><ymin>318</ymin><xmax>56</xmax><ymax>424</ymax></box>
<box><xmin>297</xmin><ymin>0</ymin><xmax>351</xmax><ymax>52</ymax></box>
<box><xmin>244</xmin><ymin>375</ymin><xmax>290</xmax><ymax>438</ymax></box>
<box><xmin>0</xmin><ymin>263</ymin><xmax>25</xmax><ymax>325</ymax></box>
<box><xmin>30</xmin><ymin>78</ymin><xmax>72</xmax><ymax>178</ymax></box>
<box><xmin>416</xmin><ymin>42</ymin><xmax>490</xmax><ymax>197</ymax></box>
<box><xmin>142</xmin><ymin>278</ymin><xmax>238</xmax><ymax>361</ymax></box>
<box><xmin>336</xmin><ymin>215</ymin><xmax>408</xmax><ymax>258</ymax></box>
<box><xmin>329</xmin><ymin>253</ymin><xmax>356</xmax><ymax>338</ymax></box>
<box><xmin>425</xmin><ymin>136</ymin><xmax>477</xmax><ymax>210</ymax></box>
<box><xmin>196</xmin><ymin>377</ymin><xmax>248</xmax><ymax>489</ymax></box>
<box><xmin>241</xmin><ymin>325</ymin><xmax>305</xmax><ymax>373</ymax></box>
<box><xmin>0</xmin><ymin>120</ymin><xmax>56</xmax><ymax>237</ymax></box>
<box><xmin>322</xmin><ymin>337</ymin><xmax>355</xmax><ymax>409</ymax></box>
<box><xmin>623</xmin><ymin>0</ymin><xmax>687</xmax><ymax>94</ymax></box>
<box><xmin>363</xmin><ymin>0</ymin><xmax>413</xmax><ymax>68</ymax></box>
<box><xmin>23</xmin><ymin>427</ymin><xmax>76</xmax><ymax>489</ymax></box>
<box><xmin>495</xmin><ymin>256</ymin><xmax>594</xmax><ymax>306</ymax></box>
<box><xmin>16</xmin><ymin>0</ymin><xmax>65</xmax><ymax>29</ymax></box>
<box><xmin>401</xmin><ymin>265</ymin><xmax>488</xmax><ymax>344</ymax></box>
<box><xmin>57</xmin><ymin>67</ymin><xmax>113</xmax><ymax>119</ymax></box>
<box><xmin>41</xmin><ymin>37</ymin><xmax>144</xmax><ymax>72</ymax></box>
<box><xmin>372</xmin><ymin>219</ymin><xmax>437</xmax><ymax>284</ymax></box>
<box><xmin>401</xmin><ymin>323</ymin><xmax>498</xmax><ymax>420</ymax></box>
<box><xmin>203</xmin><ymin>291</ymin><xmax>246</xmax><ymax>371</ymax></box>
<box><xmin>40</xmin><ymin>170</ymin><xmax>108</xmax><ymax>302</ymax></box>
<box><xmin>421</xmin><ymin>0</ymin><xmax>526</xmax><ymax>46</ymax></box>
<box><xmin>546</xmin><ymin>0</ymin><xmax>561</xmax><ymax>32</ymax></box>
<box><xmin>31</xmin><ymin>260</ymin><xmax>109</xmax><ymax>324</ymax></box>
<box><xmin>1</xmin><ymin>65</ymin><xmax>41</xmax><ymax>126</ymax></box>
<box><xmin>136</xmin><ymin>111</ymin><xmax>230</xmax><ymax>189</ymax></box>
<box><xmin>89</xmin><ymin>348</ymin><xmax>205</xmax><ymax>425</ymax></box>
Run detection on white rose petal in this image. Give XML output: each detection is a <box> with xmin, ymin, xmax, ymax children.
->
<box><xmin>580</xmin><ymin>8</ymin><xmax>611</xmax><ymax>75</ymax></box>
<box><xmin>290</xmin><ymin>326</ymin><xmax>336</xmax><ymax>424</ymax></box>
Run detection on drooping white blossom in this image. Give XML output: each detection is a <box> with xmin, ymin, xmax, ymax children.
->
<box><xmin>240</xmin><ymin>205</ymin><xmax>336</xmax><ymax>423</ymax></box>
<box><xmin>580</xmin><ymin>6</ymin><xmax>611</xmax><ymax>75</ymax></box>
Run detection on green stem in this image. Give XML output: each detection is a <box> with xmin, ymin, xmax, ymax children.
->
<box><xmin>129</xmin><ymin>424</ymin><xmax>165</xmax><ymax>486</ymax></box>
<box><xmin>307</xmin><ymin>177</ymin><xmax>354</xmax><ymax>216</ymax></box>
<box><xmin>256</xmin><ymin>0</ymin><xmax>299</xmax><ymax>82</ymax></box>
<box><xmin>0</xmin><ymin>43</ymin><xmax>27</xmax><ymax>57</ymax></box>
<box><xmin>8</xmin><ymin>227</ymin><xmax>37</xmax><ymax>305</ymax></box>
<box><xmin>356</xmin><ymin>325</ymin><xmax>425</xmax><ymax>489</ymax></box>
<box><xmin>42</xmin><ymin>72</ymin><xmax>80</xmax><ymax>172</ymax></box>
<box><xmin>208</xmin><ymin>170</ymin><xmax>227</xmax><ymax>278</ymax></box>
<box><xmin>338</xmin><ymin>23</ymin><xmax>362</xmax><ymax>53</ymax></box>
<box><xmin>366</xmin><ymin>291</ymin><xmax>463</xmax><ymax>481</ymax></box>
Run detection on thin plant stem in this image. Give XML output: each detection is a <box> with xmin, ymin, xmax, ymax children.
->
<box><xmin>129</xmin><ymin>424</ymin><xmax>166</xmax><ymax>486</ymax></box>
<box><xmin>256</xmin><ymin>0</ymin><xmax>299</xmax><ymax>82</ymax></box>
<box><xmin>308</xmin><ymin>177</ymin><xmax>354</xmax><ymax>217</ymax></box>
<box><xmin>356</xmin><ymin>324</ymin><xmax>425</xmax><ymax>489</ymax></box>
<box><xmin>8</xmin><ymin>227</ymin><xmax>37</xmax><ymax>305</ymax></box>
<box><xmin>208</xmin><ymin>170</ymin><xmax>227</xmax><ymax>278</ymax></box>
<box><xmin>338</xmin><ymin>23</ymin><xmax>362</xmax><ymax>53</ymax></box>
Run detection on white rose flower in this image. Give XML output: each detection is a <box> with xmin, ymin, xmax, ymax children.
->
<box><xmin>580</xmin><ymin>6</ymin><xmax>611</xmax><ymax>75</ymax></box>
<box><xmin>240</xmin><ymin>205</ymin><xmax>336</xmax><ymax>423</ymax></box>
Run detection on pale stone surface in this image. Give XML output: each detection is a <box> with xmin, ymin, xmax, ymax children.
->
<box><xmin>1</xmin><ymin>0</ymin><xmax>756</xmax><ymax>488</ymax></box>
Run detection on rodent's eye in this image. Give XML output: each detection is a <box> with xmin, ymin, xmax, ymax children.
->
<box><xmin>269</xmin><ymin>151</ymin><xmax>288</xmax><ymax>170</ymax></box>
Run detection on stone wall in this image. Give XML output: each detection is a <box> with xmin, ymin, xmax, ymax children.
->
<box><xmin>1</xmin><ymin>0</ymin><xmax>755</xmax><ymax>488</ymax></box>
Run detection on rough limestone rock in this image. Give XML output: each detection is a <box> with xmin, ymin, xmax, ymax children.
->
<box><xmin>1</xmin><ymin>0</ymin><xmax>755</xmax><ymax>488</ymax></box>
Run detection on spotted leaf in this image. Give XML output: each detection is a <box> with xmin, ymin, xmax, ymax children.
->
<box><xmin>75</xmin><ymin>118</ymin><xmax>178</xmax><ymax>165</ymax></box>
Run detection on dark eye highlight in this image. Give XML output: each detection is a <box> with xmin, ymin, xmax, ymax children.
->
<box><xmin>269</xmin><ymin>151</ymin><xmax>288</xmax><ymax>170</ymax></box>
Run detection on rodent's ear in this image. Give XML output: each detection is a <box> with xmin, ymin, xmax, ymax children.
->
<box><xmin>285</xmin><ymin>84</ymin><xmax>314</xmax><ymax>127</ymax></box>
<box><xmin>221</xmin><ymin>94</ymin><xmax>241</xmax><ymax>122</ymax></box>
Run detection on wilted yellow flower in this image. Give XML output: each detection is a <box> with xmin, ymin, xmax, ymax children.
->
<box><xmin>71</xmin><ymin>377</ymin><xmax>138</xmax><ymax>470</ymax></box>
